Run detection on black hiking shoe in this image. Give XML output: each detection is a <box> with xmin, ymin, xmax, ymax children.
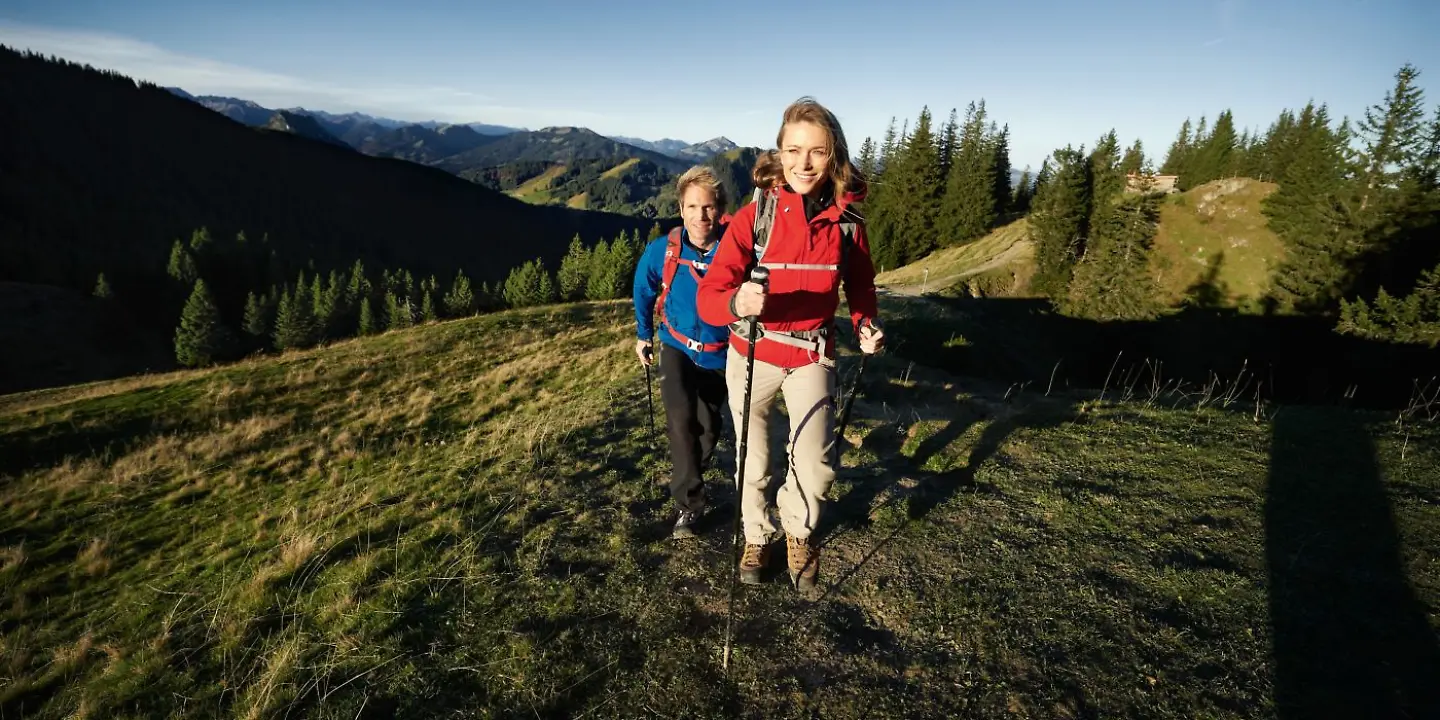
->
<box><xmin>672</xmin><ymin>509</ymin><xmax>701</xmax><ymax>538</ymax></box>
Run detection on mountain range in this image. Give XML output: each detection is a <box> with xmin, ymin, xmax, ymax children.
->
<box><xmin>0</xmin><ymin>46</ymin><xmax>658</xmax><ymax>392</ymax></box>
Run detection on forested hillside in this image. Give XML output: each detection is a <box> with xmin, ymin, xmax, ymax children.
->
<box><xmin>0</xmin><ymin>46</ymin><xmax>660</xmax><ymax>392</ymax></box>
<box><xmin>859</xmin><ymin>66</ymin><xmax>1440</xmax><ymax>341</ymax></box>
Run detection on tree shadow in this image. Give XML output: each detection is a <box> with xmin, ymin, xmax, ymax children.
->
<box><xmin>1184</xmin><ymin>250</ymin><xmax>1229</xmax><ymax>309</ymax></box>
<box><xmin>1265</xmin><ymin>405</ymin><xmax>1440</xmax><ymax>718</ymax></box>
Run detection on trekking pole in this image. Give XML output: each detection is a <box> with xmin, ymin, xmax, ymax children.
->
<box><xmin>834</xmin><ymin>320</ymin><xmax>878</xmax><ymax>443</ymax></box>
<box><xmin>644</xmin><ymin>341</ymin><xmax>657</xmax><ymax>448</ymax></box>
<box><xmin>723</xmin><ymin>265</ymin><xmax>768</xmax><ymax>676</ymax></box>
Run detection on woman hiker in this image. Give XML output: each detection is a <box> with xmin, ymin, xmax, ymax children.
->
<box><xmin>696</xmin><ymin>96</ymin><xmax>886</xmax><ymax>591</ymax></box>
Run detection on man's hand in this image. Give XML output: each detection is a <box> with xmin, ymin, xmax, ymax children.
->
<box><xmin>859</xmin><ymin>321</ymin><xmax>885</xmax><ymax>355</ymax></box>
<box><xmin>635</xmin><ymin>339</ymin><xmax>654</xmax><ymax>366</ymax></box>
<box><xmin>733</xmin><ymin>281</ymin><xmax>767</xmax><ymax>318</ymax></box>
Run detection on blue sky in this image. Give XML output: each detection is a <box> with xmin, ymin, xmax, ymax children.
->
<box><xmin>2</xmin><ymin>0</ymin><xmax>1436</xmax><ymax>171</ymax></box>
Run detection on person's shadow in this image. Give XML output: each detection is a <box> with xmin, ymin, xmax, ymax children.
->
<box><xmin>1265</xmin><ymin>405</ymin><xmax>1440</xmax><ymax>718</ymax></box>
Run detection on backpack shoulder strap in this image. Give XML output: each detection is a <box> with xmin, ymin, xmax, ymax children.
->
<box><xmin>657</xmin><ymin>227</ymin><xmax>683</xmax><ymax>320</ymax></box>
<box><xmin>751</xmin><ymin>187</ymin><xmax>776</xmax><ymax>266</ymax></box>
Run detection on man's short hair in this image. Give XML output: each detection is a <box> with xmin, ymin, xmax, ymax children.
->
<box><xmin>676</xmin><ymin>166</ymin><xmax>727</xmax><ymax>212</ymax></box>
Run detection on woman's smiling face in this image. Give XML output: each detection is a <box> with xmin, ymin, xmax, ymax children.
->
<box><xmin>780</xmin><ymin>120</ymin><xmax>830</xmax><ymax>197</ymax></box>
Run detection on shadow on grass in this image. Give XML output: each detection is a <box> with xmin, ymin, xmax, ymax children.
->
<box><xmin>814</xmin><ymin>394</ymin><xmax>1080</xmax><ymax>604</ymax></box>
<box><xmin>1265</xmin><ymin>406</ymin><xmax>1440</xmax><ymax>719</ymax></box>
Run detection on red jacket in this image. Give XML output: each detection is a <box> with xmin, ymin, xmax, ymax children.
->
<box><xmin>696</xmin><ymin>183</ymin><xmax>878</xmax><ymax>369</ymax></box>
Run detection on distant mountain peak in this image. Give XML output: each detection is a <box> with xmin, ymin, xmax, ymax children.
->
<box><xmin>264</xmin><ymin>110</ymin><xmax>349</xmax><ymax>149</ymax></box>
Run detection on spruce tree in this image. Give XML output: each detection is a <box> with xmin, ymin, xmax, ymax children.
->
<box><xmin>174</xmin><ymin>278</ymin><xmax>227</xmax><ymax>367</ymax></box>
<box><xmin>1263</xmin><ymin>103</ymin><xmax>1359</xmax><ymax>312</ymax></box>
<box><xmin>1089</xmin><ymin>130</ymin><xmax>1124</xmax><ymax>209</ymax></box>
<box><xmin>1028</xmin><ymin>146</ymin><xmax>1094</xmax><ymax>297</ymax></box>
<box><xmin>867</xmin><ymin>118</ymin><xmax>903</xmax><ymax>271</ymax></box>
<box><xmin>421</xmin><ymin>290</ymin><xmax>437</xmax><ymax>322</ymax></box>
<box><xmin>1011</xmin><ymin>169</ymin><xmax>1035</xmax><ymax>214</ymax></box>
<box><xmin>505</xmin><ymin>259</ymin><xmax>554</xmax><ymax>307</ymax></box>
<box><xmin>92</xmin><ymin>272</ymin><xmax>112</xmax><ymax>299</ymax></box>
<box><xmin>1355</xmin><ymin>63</ymin><xmax>1427</xmax><ymax>215</ymax></box>
<box><xmin>857</xmin><ymin>136</ymin><xmax>878</xmax><ymax>180</ymax></box>
<box><xmin>1061</xmin><ymin>192</ymin><xmax>1164</xmax><ymax>320</ymax></box>
<box><xmin>273</xmin><ymin>284</ymin><xmax>318</xmax><ymax>349</ymax></box>
<box><xmin>1189</xmin><ymin>109</ymin><xmax>1238</xmax><ymax>187</ymax></box>
<box><xmin>1121</xmin><ymin>140</ymin><xmax>1145</xmax><ymax>177</ymax></box>
<box><xmin>585</xmin><ymin>239</ymin><xmax>614</xmax><ymax>301</ymax></box>
<box><xmin>937</xmin><ymin>101</ymin><xmax>996</xmax><ymax>247</ymax></box>
<box><xmin>358</xmin><ymin>297</ymin><xmax>375</xmax><ymax>335</ymax></box>
<box><xmin>990</xmin><ymin>123</ymin><xmax>1013</xmax><ymax>217</ymax></box>
<box><xmin>557</xmin><ymin>233</ymin><xmax>592</xmax><ymax>301</ymax></box>
<box><xmin>1160</xmin><ymin>119</ymin><xmax>1193</xmax><ymax>178</ymax></box>
<box><xmin>887</xmin><ymin>106</ymin><xmax>942</xmax><ymax>260</ymax></box>
<box><xmin>242</xmin><ymin>290</ymin><xmax>269</xmax><ymax>344</ymax></box>
<box><xmin>938</xmin><ymin>108</ymin><xmax>959</xmax><ymax>179</ymax></box>
<box><xmin>444</xmin><ymin>269</ymin><xmax>476</xmax><ymax>316</ymax></box>
<box><xmin>167</xmin><ymin>239</ymin><xmax>198</xmax><ymax>285</ymax></box>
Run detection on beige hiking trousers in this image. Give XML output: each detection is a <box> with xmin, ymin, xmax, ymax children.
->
<box><xmin>725</xmin><ymin>345</ymin><xmax>837</xmax><ymax>545</ymax></box>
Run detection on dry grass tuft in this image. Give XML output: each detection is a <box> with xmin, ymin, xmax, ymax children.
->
<box><xmin>78</xmin><ymin>537</ymin><xmax>111</xmax><ymax>576</ymax></box>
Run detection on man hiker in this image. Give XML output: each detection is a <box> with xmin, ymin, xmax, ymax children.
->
<box><xmin>633</xmin><ymin>166</ymin><xmax>733</xmax><ymax>538</ymax></box>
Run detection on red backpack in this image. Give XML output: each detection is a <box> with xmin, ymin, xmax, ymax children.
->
<box><xmin>656</xmin><ymin>226</ymin><xmax>728</xmax><ymax>353</ymax></box>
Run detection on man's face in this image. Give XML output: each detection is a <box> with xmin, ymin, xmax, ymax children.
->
<box><xmin>681</xmin><ymin>185</ymin><xmax>721</xmax><ymax>243</ymax></box>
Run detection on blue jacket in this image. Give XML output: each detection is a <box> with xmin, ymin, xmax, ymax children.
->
<box><xmin>633</xmin><ymin>228</ymin><xmax>730</xmax><ymax>371</ymax></box>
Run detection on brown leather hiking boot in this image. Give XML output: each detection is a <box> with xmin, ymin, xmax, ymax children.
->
<box><xmin>739</xmin><ymin>543</ymin><xmax>768</xmax><ymax>585</ymax></box>
<box><xmin>787</xmin><ymin>535</ymin><xmax>819</xmax><ymax>590</ymax></box>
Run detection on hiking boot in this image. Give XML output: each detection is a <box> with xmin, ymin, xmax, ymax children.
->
<box><xmin>739</xmin><ymin>543</ymin><xmax>768</xmax><ymax>584</ymax></box>
<box><xmin>672</xmin><ymin>509</ymin><xmax>700</xmax><ymax>539</ymax></box>
<box><xmin>787</xmin><ymin>535</ymin><xmax>819</xmax><ymax>591</ymax></box>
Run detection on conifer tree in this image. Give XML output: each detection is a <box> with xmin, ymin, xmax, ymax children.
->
<box><xmin>242</xmin><ymin>290</ymin><xmax>269</xmax><ymax>344</ymax></box>
<box><xmin>990</xmin><ymin>123</ymin><xmax>1013</xmax><ymax>217</ymax></box>
<box><xmin>1011</xmin><ymin>169</ymin><xmax>1035</xmax><ymax>214</ymax></box>
<box><xmin>385</xmin><ymin>289</ymin><xmax>413</xmax><ymax>330</ymax></box>
<box><xmin>1160</xmin><ymin>118</ymin><xmax>1193</xmax><ymax>178</ymax></box>
<box><xmin>1090</xmin><ymin>130</ymin><xmax>1124</xmax><ymax>210</ymax></box>
<box><xmin>1355</xmin><ymin>63</ymin><xmax>1428</xmax><ymax>215</ymax></box>
<box><xmin>557</xmin><ymin>233</ymin><xmax>592</xmax><ymax>301</ymax></box>
<box><xmin>938</xmin><ymin>108</ymin><xmax>959</xmax><ymax>179</ymax></box>
<box><xmin>1188</xmin><ymin>109</ymin><xmax>1238</xmax><ymax>187</ymax></box>
<box><xmin>857</xmin><ymin>137</ymin><xmax>878</xmax><ymax>180</ymax></box>
<box><xmin>648</xmin><ymin>222</ymin><xmax>663</xmax><ymax>242</ymax></box>
<box><xmin>585</xmin><ymin>238</ymin><xmax>615</xmax><ymax>301</ymax></box>
<box><xmin>274</xmin><ymin>284</ymin><xmax>318</xmax><ymax>349</ymax></box>
<box><xmin>886</xmin><ymin>106</ymin><xmax>942</xmax><ymax>260</ymax></box>
<box><xmin>867</xmin><ymin>118</ymin><xmax>903</xmax><ymax>271</ymax></box>
<box><xmin>505</xmin><ymin>258</ymin><xmax>555</xmax><ymax>307</ymax></box>
<box><xmin>938</xmin><ymin>101</ymin><xmax>995</xmax><ymax>247</ymax></box>
<box><xmin>1061</xmin><ymin>191</ymin><xmax>1164</xmax><ymax>320</ymax></box>
<box><xmin>444</xmin><ymin>269</ymin><xmax>476</xmax><ymax>316</ymax></box>
<box><xmin>1121</xmin><ymin>139</ymin><xmax>1146</xmax><ymax>177</ymax></box>
<box><xmin>1029</xmin><ymin>146</ymin><xmax>1094</xmax><ymax>297</ymax></box>
<box><xmin>1263</xmin><ymin>103</ymin><xmax>1359</xmax><ymax>312</ymax></box>
<box><xmin>93</xmin><ymin>272</ymin><xmax>112</xmax><ymax>299</ymax></box>
<box><xmin>167</xmin><ymin>239</ymin><xmax>198</xmax><ymax>285</ymax></box>
<box><xmin>421</xmin><ymin>290</ymin><xmax>437</xmax><ymax>322</ymax></box>
<box><xmin>358</xmin><ymin>297</ymin><xmax>375</xmax><ymax>335</ymax></box>
<box><xmin>174</xmin><ymin>278</ymin><xmax>227</xmax><ymax>367</ymax></box>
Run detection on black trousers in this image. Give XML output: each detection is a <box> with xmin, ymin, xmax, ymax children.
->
<box><xmin>658</xmin><ymin>342</ymin><xmax>728</xmax><ymax>512</ymax></box>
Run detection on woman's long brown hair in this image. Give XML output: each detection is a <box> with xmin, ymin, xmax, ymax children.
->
<box><xmin>751</xmin><ymin>96</ymin><xmax>868</xmax><ymax>202</ymax></box>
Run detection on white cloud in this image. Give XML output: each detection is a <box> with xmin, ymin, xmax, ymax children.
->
<box><xmin>0</xmin><ymin>21</ymin><xmax>601</xmax><ymax>127</ymax></box>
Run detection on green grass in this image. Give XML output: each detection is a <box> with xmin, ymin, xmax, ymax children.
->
<box><xmin>509</xmin><ymin>164</ymin><xmax>569</xmax><ymax>203</ymax></box>
<box><xmin>2</xmin><ymin>301</ymin><xmax>1438</xmax><ymax>718</ymax></box>
<box><xmin>1150</xmin><ymin>178</ymin><xmax>1284</xmax><ymax>307</ymax></box>
<box><xmin>875</xmin><ymin>219</ymin><xmax>1034</xmax><ymax>295</ymax></box>
<box><xmin>877</xmin><ymin>178</ymin><xmax>1285</xmax><ymax>310</ymax></box>
<box><xmin>598</xmin><ymin>157</ymin><xmax>639</xmax><ymax>180</ymax></box>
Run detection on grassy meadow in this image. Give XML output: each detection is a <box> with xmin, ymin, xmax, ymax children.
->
<box><xmin>2</xmin><ymin>300</ymin><xmax>1438</xmax><ymax>719</ymax></box>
